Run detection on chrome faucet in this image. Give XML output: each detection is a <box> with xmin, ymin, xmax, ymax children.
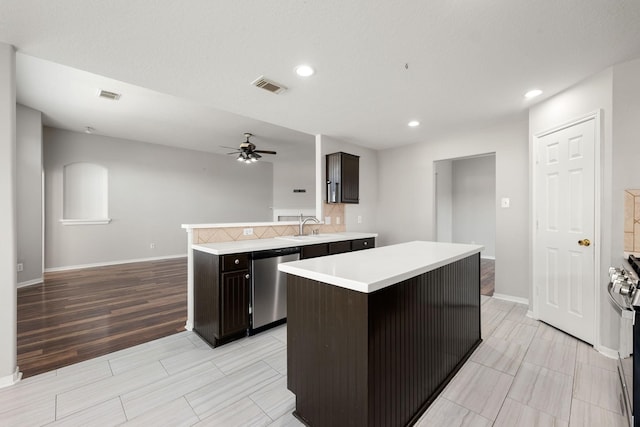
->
<box><xmin>299</xmin><ymin>213</ymin><xmax>320</xmax><ymax>236</ymax></box>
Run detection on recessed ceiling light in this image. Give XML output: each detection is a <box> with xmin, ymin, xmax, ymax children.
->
<box><xmin>408</xmin><ymin>120</ymin><xmax>420</xmax><ymax>127</ymax></box>
<box><xmin>295</xmin><ymin>65</ymin><xmax>315</xmax><ymax>77</ymax></box>
<box><xmin>85</xmin><ymin>126</ymin><xmax>95</xmax><ymax>134</ymax></box>
<box><xmin>524</xmin><ymin>89</ymin><xmax>542</xmax><ymax>99</ymax></box>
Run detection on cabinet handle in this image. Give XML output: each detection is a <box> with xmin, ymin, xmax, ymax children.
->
<box><xmin>234</xmin><ymin>259</ymin><xmax>240</xmax><ymax>265</ymax></box>
<box><xmin>245</xmin><ymin>274</ymin><xmax>250</xmax><ymax>279</ymax></box>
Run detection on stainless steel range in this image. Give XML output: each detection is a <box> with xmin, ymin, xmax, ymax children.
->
<box><xmin>608</xmin><ymin>255</ymin><xmax>640</xmax><ymax>427</ymax></box>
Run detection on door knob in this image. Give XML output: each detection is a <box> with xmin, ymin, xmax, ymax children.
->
<box><xmin>578</xmin><ymin>239</ymin><xmax>591</xmax><ymax>247</ymax></box>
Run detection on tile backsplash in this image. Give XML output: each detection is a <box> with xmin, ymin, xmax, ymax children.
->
<box><xmin>624</xmin><ymin>189</ymin><xmax>640</xmax><ymax>253</ymax></box>
<box><xmin>193</xmin><ymin>203</ymin><xmax>346</xmax><ymax>244</ymax></box>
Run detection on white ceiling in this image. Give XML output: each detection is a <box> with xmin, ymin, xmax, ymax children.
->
<box><xmin>2</xmin><ymin>1</ymin><xmax>640</xmax><ymax>151</ymax></box>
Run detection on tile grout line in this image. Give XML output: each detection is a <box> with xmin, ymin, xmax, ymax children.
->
<box><xmin>486</xmin><ymin>303</ymin><xmax>538</xmax><ymax>426</ymax></box>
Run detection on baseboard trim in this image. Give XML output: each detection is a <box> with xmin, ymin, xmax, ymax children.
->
<box><xmin>17</xmin><ymin>278</ymin><xmax>44</xmax><ymax>288</ymax></box>
<box><xmin>45</xmin><ymin>254</ymin><xmax>187</xmax><ymax>273</ymax></box>
<box><xmin>481</xmin><ymin>256</ymin><xmax>495</xmax><ymax>260</ymax></box>
<box><xmin>0</xmin><ymin>367</ymin><xmax>22</xmax><ymax>389</ymax></box>
<box><xmin>185</xmin><ymin>320</ymin><xmax>193</xmax><ymax>331</ymax></box>
<box><xmin>527</xmin><ymin>310</ymin><xmax>537</xmax><ymax>320</ymax></box>
<box><xmin>492</xmin><ymin>293</ymin><xmax>529</xmax><ymax>306</ymax></box>
<box><xmin>595</xmin><ymin>344</ymin><xmax>618</xmax><ymax>360</ymax></box>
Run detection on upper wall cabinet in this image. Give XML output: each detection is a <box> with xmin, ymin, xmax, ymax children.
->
<box><xmin>326</xmin><ymin>152</ymin><xmax>359</xmax><ymax>204</ymax></box>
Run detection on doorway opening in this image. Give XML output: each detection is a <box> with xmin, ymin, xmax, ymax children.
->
<box><xmin>434</xmin><ymin>153</ymin><xmax>496</xmax><ymax>295</ymax></box>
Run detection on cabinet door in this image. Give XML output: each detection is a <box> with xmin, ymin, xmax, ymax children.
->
<box><xmin>340</xmin><ymin>153</ymin><xmax>359</xmax><ymax>203</ymax></box>
<box><xmin>220</xmin><ymin>270</ymin><xmax>249</xmax><ymax>337</ymax></box>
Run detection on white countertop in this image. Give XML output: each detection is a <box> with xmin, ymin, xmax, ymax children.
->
<box><xmin>192</xmin><ymin>232</ymin><xmax>378</xmax><ymax>255</ymax></box>
<box><xmin>278</xmin><ymin>241</ymin><xmax>483</xmax><ymax>293</ymax></box>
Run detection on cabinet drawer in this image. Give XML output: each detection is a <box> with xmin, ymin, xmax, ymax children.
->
<box><xmin>301</xmin><ymin>243</ymin><xmax>329</xmax><ymax>259</ymax></box>
<box><xmin>221</xmin><ymin>253</ymin><xmax>249</xmax><ymax>272</ymax></box>
<box><xmin>351</xmin><ymin>238</ymin><xmax>375</xmax><ymax>251</ymax></box>
<box><xmin>329</xmin><ymin>240</ymin><xmax>351</xmax><ymax>255</ymax></box>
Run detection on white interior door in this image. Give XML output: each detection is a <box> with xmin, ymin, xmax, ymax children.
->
<box><xmin>534</xmin><ymin>118</ymin><xmax>596</xmax><ymax>344</ymax></box>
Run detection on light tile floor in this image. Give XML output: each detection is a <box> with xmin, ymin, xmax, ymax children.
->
<box><xmin>0</xmin><ymin>297</ymin><xmax>628</xmax><ymax>426</ymax></box>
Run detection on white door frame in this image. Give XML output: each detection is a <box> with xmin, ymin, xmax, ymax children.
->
<box><xmin>531</xmin><ymin>110</ymin><xmax>602</xmax><ymax>349</ymax></box>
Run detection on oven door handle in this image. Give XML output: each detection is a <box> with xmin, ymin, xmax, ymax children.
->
<box><xmin>607</xmin><ymin>281</ymin><xmax>633</xmax><ymax>313</ymax></box>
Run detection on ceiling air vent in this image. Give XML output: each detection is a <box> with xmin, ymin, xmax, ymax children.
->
<box><xmin>97</xmin><ymin>89</ymin><xmax>121</xmax><ymax>101</ymax></box>
<box><xmin>251</xmin><ymin>76</ymin><xmax>287</xmax><ymax>94</ymax></box>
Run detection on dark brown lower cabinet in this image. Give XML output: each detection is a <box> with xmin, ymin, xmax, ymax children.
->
<box><xmin>194</xmin><ymin>250</ymin><xmax>249</xmax><ymax>347</ymax></box>
<box><xmin>328</xmin><ymin>240</ymin><xmax>351</xmax><ymax>255</ymax></box>
<box><xmin>300</xmin><ymin>243</ymin><xmax>329</xmax><ymax>259</ymax></box>
<box><xmin>287</xmin><ymin>253</ymin><xmax>481</xmax><ymax>427</ymax></box>
<box><xmin>220</xmin><ymin>271</ymin><xmax>250</xmax><ymax>337</ymax></box>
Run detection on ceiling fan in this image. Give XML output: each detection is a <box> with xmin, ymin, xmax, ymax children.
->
<box><xmin>223</xmin><ymin>133</ymin><xmax>276</xmax><ymax>164</ymax></box>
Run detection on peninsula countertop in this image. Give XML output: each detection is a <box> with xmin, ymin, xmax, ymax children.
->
<box><xmin>278</xmin><ymin>240</ymin><xmax>484</xmax><ymax>293</ymax></box>
<box><xmin>192</xmin><ymin>232</ymin><xmax>378</xmax><ymax>255</ymax></box>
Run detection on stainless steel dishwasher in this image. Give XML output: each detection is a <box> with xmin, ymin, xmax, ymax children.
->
<box><xmin>250</xmin><ymin>247</ymin><xmax>300</xmax><ymax>333</ymax></box>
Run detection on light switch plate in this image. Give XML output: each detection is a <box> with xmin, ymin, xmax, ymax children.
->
<box><xmin>324</xmin><ymin>216</ymin><xmax>331</xmax><ymax>225</ymax></box>
<box><xmin>357</xmin><ymin>215</ymin><xmax>362</xmax><ymax>224</ymax></box>
<box><xmin>501</xmin><ymin>197</ymin><xmax>510</xmax><ymax>208</ymax></box>
<box><xmin>243</xmin><ymin>228</ymin><xmax>253</xmax><ymax>236</ymax></box>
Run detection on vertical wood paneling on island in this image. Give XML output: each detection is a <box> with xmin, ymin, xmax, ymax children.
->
<box><xmin>288</xmin><ymin>275</ymin><xmax>369</xmax><ymax>426</ymax></box>
<box><xmin>287</xmin><ymin>253</ymin><xmax>481</xmax><ymax>427</ymax></box>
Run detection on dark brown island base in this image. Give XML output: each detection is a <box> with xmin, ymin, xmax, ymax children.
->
<box><xmin>279</xmin><ymin>241</ymin><xmax>483</xmax><ymax>427</ymax></box>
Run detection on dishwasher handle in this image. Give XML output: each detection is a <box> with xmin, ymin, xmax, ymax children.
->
<box><xmin>252</xmin><ymin>247</ymin><xmax>300</xmax><ymax>260</ymax></box>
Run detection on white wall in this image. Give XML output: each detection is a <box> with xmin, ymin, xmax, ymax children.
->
<box><xmin>44</xmin><ymin>127</ymin><xmax>274</xmax><ymax>269</ymax></box>
<box><xmin>16</xmin><ymin>104</ymin><xmax>42</xmax><ymax>286</ymax></box>
<box><xmin>452</xmin><ymin>155</ymin><xmax>496</xmax><ymax>258</ymax></box>
<box><xmin>377</xmin><ymin>119</ymin><xmax>529</xmax><ymax>299</ymax></box>
<box><xmin>529</xmin><ymin>68</ymin><xmax>616</xmax><ymax>349</ymax></box>
<box><xmin>318</xmin><ymin>135</ymin><xmax>378</xmax><ymax>232</ymax></box>
<box><xmin>0</xmin><ymin>42</ymin><xmax>18</xmax><ymax>386</ymax></box>
<box><xmin>435</xmin><ymin>159</ymin><xmax>453</xmax><ymax>242</ymax></box>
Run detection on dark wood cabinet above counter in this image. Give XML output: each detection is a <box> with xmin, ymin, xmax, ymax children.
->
<box><xmin>326</xmin><ymin>152</ymin><xmax>359</xmax><ymax>204</ymax></box>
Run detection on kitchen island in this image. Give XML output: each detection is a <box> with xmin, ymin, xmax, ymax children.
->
<box><xmin>278</xmin><ymin>241</ymin><xmax>483</xmax><ymax>427</ymax></box>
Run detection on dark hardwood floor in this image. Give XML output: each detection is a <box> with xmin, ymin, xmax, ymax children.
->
<box><xmin>481</xmin><ymin>258</ymin><xmax>495</xmax><ymax>296</ymax></box>
<box><xmin>17</xmin><ymin>257</ymin><xmax>187</xmax><ymax>378</ymax></box>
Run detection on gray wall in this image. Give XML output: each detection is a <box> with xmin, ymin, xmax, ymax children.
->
<box><xmin>377</xmin><ymin>119</ymin><xmax>529</xmax><ymax>299</ymax></box>
<box><xmin>272</xmin><ymin>156</ymin><xmax>315</xmax><ymax>212</ymax></box>
<box><xmin>0</xmin><ymin>42</ymin><xmax>17</xmax><ymax>384</ymax></box>
<box><xmin>16</xmin><ymin>104</ymin><xmax>42</xmax><ymax>285</ymax></box>
<box><xmin>319</xmin><ymin>135</ymin><xmax>379</xmax><ymax>232</ymax></box>
<box><xmin>44</xmin><ymin>127</ymin><xmax>274</xmax><ymax>269</ymax></box>
<box><xmin>452</xmin><ymin>155</ymin><xmax>496</xmax><ymax>258</ymax></box>
<box><xmin>435</xmin><ymin>160</ymin><xmax>453</xmax><ymax>242</ymax></box>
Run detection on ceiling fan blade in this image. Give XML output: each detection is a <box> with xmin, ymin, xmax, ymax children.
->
<box><xmin>220</xmin><ymin>145</ymin><xmax>240</xmax><ymax>150</ymax></box>
<box><xmin>254</xmin><ymin>150</ymin><xmax>277</xmax><ymax>155</ymax></box>
<box><xmin>226</xmin><ymin>151</ymin><xmax>241</xmax><ymax>155</ymax></box>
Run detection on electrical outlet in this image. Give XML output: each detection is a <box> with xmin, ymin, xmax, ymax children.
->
<box><xmin>336</xmin><ymin>217</ymin><xmax>341</xmax><ymax>225</ymax></box>
<box><xmin>17</xmin><ymin>263</ymin><xmax>23</xmax><ymax>272</ymax></box>
<box><xmin>324</xmin><ymin>216</ymin><xmax>331</xmax><ymax>225</ymax></box>
<box><xmin>357</xmin><ymin>215</ymin><xmax>362</xmax><ymax>224</ymax></box>
<box><xmin>150</xmin><ymin>243</ymin><xmax>156</xmax><ymax>249</ymax></box>
<box><xmin>501</xmin><ymin>197</ymin><xmax>510</xmax><ymax>208</ymax></box>
<box><xmin>243</xmin><ymin>228</ymin><xmax>254</xmax><ymax>236</ymax></box>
